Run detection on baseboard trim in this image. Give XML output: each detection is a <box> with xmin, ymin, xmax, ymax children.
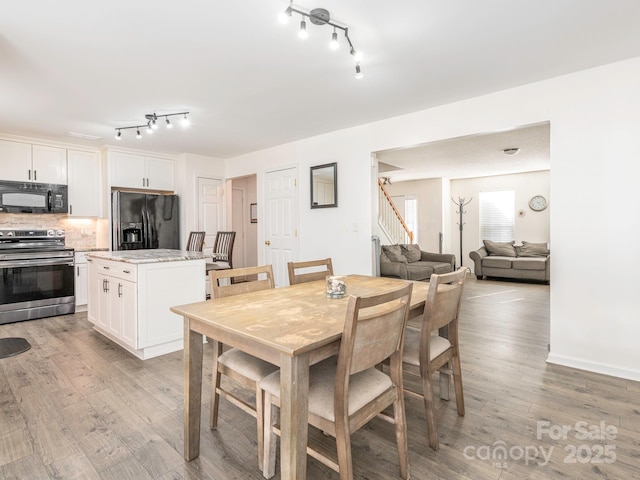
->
<box><xmin>547</xmin><ymin>353</ymin><xmax>640</xmax><ymax>382</ymax></box>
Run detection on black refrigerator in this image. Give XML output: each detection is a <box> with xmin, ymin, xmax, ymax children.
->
<box><xmin>112</xmin><ymin>191</ymin><xmax>179</xmax><ymax>250</ymax></box>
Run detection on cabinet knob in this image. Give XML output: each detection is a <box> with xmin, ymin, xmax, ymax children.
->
<box><xmin>123</xmin><ymin>269</ymin><xmax>131</xmax><ymax>274</ymax></box>
<box><xmin>265</xmin><ymin>240</ymin><xmax>271</xmax><ymax>246</ymax></box>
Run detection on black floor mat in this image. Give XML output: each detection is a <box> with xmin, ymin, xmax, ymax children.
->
<box><xmin>0</xmin><ymin>337</ymin><xmax>31</xmax><ymax>359</ymax></box>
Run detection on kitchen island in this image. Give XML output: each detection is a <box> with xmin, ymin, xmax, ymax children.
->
<box><xmin>86</xmin><ymin>249</ymin><xmax>210</xmax><ymax>360</ymax></box>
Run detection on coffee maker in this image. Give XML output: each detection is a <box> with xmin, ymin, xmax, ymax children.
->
<box><xmin>122</xmin><ymin>223</ymin><xmax>143</xmax><ymax>249</ymax></box>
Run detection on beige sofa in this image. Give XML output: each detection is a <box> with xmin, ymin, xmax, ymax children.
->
<box><xmin>469</xmin><ymin>240</ymin><xmax>550</xmax><ymax>283</ymax></box>
<box><xmin>380</xmin><ymin>244</ymin><xmax>455</xmax><ymax>281</ymax></box>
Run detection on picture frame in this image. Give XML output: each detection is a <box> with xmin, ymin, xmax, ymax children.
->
<box><xmin>310</xmin><ymin>162</ymin><xmax>338</xmax><ymax>209</ymax></box>
<box><xmin>250</xmin><ymin>203</ymin><xmax>257</xmax><ymax>223</ymax></box>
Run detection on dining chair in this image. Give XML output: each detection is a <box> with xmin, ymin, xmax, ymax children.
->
<box><xmin>261</xmin><ymin>282</ymin><xmax>414</xmax><ymax>480</ymax></box>
<box><xmin>211</xmin><ymin>231</ymin><xmax>236</xmax><ymax>268</ymax></box>
<box><xmin>205</xmin><ymin>231</ymin><xmax>237</xmax><ymax>289</ymax></box>
<box><xmin>186</xmin><ymin>231</ymin><xmax>205</xmax><ymax>252</ymax></box>
<box><xmin>287</xmin><ymin>258</ymin><xmax>333</xmax><ymax>285</ymax></box>
<box><xmin>401</xmin><ymin>267</ymin><xmax>467</xmax><ymax>450</ymax></box>
<box><xmin>208</xmin><ymin>264</ymin><xmax>279</xmax><ymax>468</ymax></box>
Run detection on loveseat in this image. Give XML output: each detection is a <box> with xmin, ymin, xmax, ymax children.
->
<box><xmin>469</xmin><ymin>240</ymin><xmax>550</xmax><ymax>283</ymax></box>
<box><xmin>380</xmin><ymin>244</ymin><xmax>455</xmax><ymax>281</ymax></box>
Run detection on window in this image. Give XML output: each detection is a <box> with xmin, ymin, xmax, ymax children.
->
<box><xmin>479</xmin><ymin>191</ymin><xmax>514</xmax><ymax>242</ymax></box>
<box><xmin>405</xmin><ymin>197</ymin><xmax>418</xmax><ymax>244</ymax></box>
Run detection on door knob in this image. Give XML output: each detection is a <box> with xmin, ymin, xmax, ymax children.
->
<box><xmin>265</xmin><ymin>240</ymin><xmax>271</xmax><ymax>246</ymax></box>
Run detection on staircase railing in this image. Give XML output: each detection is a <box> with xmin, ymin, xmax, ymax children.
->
<box><xmin>378</xmin><ymin>179</ymin><xmax>414</xmax><ymax>244</ymax></box>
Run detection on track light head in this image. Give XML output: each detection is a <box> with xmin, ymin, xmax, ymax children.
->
<box><xmin>136</xmin><ymin>128</ymin><xmax>141</xmax><ymax>139</ymax></box>
<box><xmin>279</xmin><ymin>5</ymin><xmax>293</xmax><ymax>23</ymax></box>
<box><xmin>330</xmin><ymin>29</ymin><xmax>338</xmax><ymax>50</ymax></box>
<box><xmin>181</xmin><ymin>113</ymin><xmax>190</xmax><ymax>127</ymax></box>
<box><xmin>115</xmin><ymin>130</ymin><xmax>122</xmax><ymax>140</ymax></box>
<box><xmin>165</xmin><ymin>116</ymin><xmax>172</xmax><ymax>128</ymax></box>
<box><xmin>298</xmin><ymin>17</ymin><xmax>307</xmax><ymax>38</ymax></box>
<box><xmin>146</xmin><ymin>123</ymin><xmax>153</xmax><ymax>134</ymax></box>
<box><xmin>355</xmin><ymin>64</ymin><xmax>363</xmax><ymax>79</ymax></box>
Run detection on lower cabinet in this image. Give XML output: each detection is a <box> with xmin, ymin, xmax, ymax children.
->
<box><xmin>74</xmin><ymin>252</ymin><xmax>88</xmax><ymax>307</ymax></box>
<box><xmin>87</xmin><ymin>257</ymin><xmax>206</xmax><ymax>359</ymax></box>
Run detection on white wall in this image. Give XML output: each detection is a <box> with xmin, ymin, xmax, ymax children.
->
<box><xmin>385</xmin><ymin>178</ymin><xmax>445</xmax><ymax>253</ymax></box>
<box><xmin>452</xmin><ymin>170</ymin><xmax>550</xmax><ymax>269</ymax></box>
<box><xmin>227</xmin><ymin>56</ymin><xmax>640</xmax><ymax>381</ymax></box>
<box><xmin>175</xmin><ymin>152</ymin><xmax>226</xmax><ymax>247</ymax></box>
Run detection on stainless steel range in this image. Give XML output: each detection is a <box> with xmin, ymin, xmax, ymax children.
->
<box><xmin>0</xmin><ymin>229</ymin><xmax>75</xmax><ymax>324</ymax></box>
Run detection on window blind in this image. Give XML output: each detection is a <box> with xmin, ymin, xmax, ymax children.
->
<box><xmin>479</xmin><ymin>191</ymin><xmax>515</xmax><ymax>242</ymax></box>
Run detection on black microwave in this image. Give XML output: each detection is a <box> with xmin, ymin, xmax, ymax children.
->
<box><xmin>0</xmin><ymin>180</ymin><xmax>68</xmax><ymax>214</ymax></box>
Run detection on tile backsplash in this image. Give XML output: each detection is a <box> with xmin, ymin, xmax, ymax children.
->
<box><xmin>0</xmin><ymin>214</ymin><xmax>109</xmax><ymax>249</ymax></box>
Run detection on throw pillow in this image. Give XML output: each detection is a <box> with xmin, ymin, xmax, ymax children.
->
<box><xmin>483</xmin><ymin>240</ymin><xmax>517</xmax><ymax>257</ymax></box>
<box><xmin>382</xmin><ymin>245</ymin><xmax>407</xmax><ymax>263</ymax></box>
<box><xmin>401</xmin><ymin>244</ymin><xmax>422</xmax><ymax>263</ymax></box>
<box><xmin>519</xmin><ymin>241</ymin><xmax>550</xmax><ymax>257</ymax></box>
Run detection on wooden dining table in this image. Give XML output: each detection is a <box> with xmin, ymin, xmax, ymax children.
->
<box><xmin>170</xmin><ymin>274</ymin><xmax>429</xmax><ymax>480</ymax></box>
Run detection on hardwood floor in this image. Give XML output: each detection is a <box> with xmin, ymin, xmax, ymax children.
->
<box><xmin>1</xmin><ymin>276</ymin><xmax>638</xmax><ymax>479</ymax></box>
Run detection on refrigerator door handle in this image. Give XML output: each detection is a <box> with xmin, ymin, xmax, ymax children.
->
<box><xmin>142</xmin><ymin>208</ymin><xmax>148</xmax><ymax>248</ymax></box>
<box><xmin>112</xmin><ymin>191</ymin><xmax>121</xmax><ymax>251</ymax></box>
<box><xmin>146</xmin><ymin>208</ymin><xmax>151</xmax><ymax>248</ymax></box>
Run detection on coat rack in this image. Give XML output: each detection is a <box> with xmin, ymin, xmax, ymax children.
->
<box><xmin>452</xmin><ymin>196</ymin><xmax>472</xmax><ymax>267</ymax></box>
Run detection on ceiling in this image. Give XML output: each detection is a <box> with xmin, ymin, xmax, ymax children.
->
<box><xmin>376</xmin><ymin>122</ymin><xmax>550</xmax><ymax>182</ymax></box>
<box><xmin>1</xmin><ymin>1</ymin><xmax>640</xmax><ymax>160</ymax></box>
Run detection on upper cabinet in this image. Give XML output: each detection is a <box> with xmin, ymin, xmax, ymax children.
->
<box><xmin>108</xmin><ymin>150</ymin><xmax>175</xmax><ymax>191</ymax></box>
<box><xmin>32</xmin><ymin>145</ymin><xmax>68</xmax><ymax>184</ymax></box>
<box><xmin>0</xmin><ymin>140</ymin><xmax>67</xmax><ymax>184</ymax></box>
<box><xmin>0</xmin><ymin>140</ymin><xmax>31</xmax><ymax>181</ymax></box>
<box><xmin>68</xmin><ymin>149</ymin><xmax>102</xmax><ymax>217</ymax></box>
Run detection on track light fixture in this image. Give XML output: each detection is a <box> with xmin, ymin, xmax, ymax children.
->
<box><xmin>114</xmin><ymin>111</ymin><xmax>189</xmax><ymax>140</ymax></box>
<box><xmin>279</xmin><ymin>2</ymin><xmax>363</xmax><ymax>78</ymax></box>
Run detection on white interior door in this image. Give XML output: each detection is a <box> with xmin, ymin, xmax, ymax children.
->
<box><xmin>197</xmin><ymin>177</ymin><xmax>224</xmax><ymax>251</ymax></box>
<box><xmin>264</xmin><ymin>167</ymin><xmax>299</xmax><ymax>287</ymax></box>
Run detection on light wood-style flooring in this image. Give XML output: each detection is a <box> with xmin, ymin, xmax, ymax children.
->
<box><xmin>1</xmin><ymin>276</ymin><xmax>638</xmax><ymax>479</ymax></box>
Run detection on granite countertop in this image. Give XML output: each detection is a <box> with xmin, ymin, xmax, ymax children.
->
<box><xmin>74</xmin><ymin>247</ymin><xmax>110</xmax><ymax>252</ymax></box>
<box><xmin>86</xmin><ymin>249</ymin><xmax>212</xmax><ymax>264</ymax></box>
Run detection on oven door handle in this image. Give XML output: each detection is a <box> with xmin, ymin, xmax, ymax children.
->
<box><xmin>0</xmin><ymin>258</ymin><xmax>75</xmax><ymax>268</ymax></box>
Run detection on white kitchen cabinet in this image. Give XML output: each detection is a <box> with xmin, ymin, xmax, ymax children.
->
<box><xmin>68</xmin><ymin>150</ymin><xmax>102</xmax><ymax>217</ymax></box>
<box><xmin>106</xmin><ymin>277</ymin><xmax>137</xmax><ymax>349</ymax></box>
<box><xmin>32</xmin><ymin>145</ymin><xmax>67</xmax><ymax>184</ymax></box>
<box><xmin>144</xmin><ymin>156</ymin><xmax>174</xmax><ymax>191</ymax></box>
<box><xmin>74</xmin><ymin>252</ymin><xmax>89</xmax><ymax>307</ymax></box>
<box><xmin>0</xmin><ymin>141</ymin><xmax>67</xmax><ymax>184</ymax></box>
<box><xmin>96</xmin><ymin>271</ymin><xmax>111</xmax><ymax>331</ymax></box>
<box><xmin>86</xmin><ymin>256</ymin><xmax>205</xmax><ymax>359</ymax></box>
<box><xmin>93</xmin><ymin>262</ymin><xmax>137</xmax><ymax>350</ymax></box>
<box><xmin>0</xmin><ymin>140</ymin><xmax>31</xmax><ymax>182</ymax></box>
<box><xmin>108</xmin><ymin>150</ymin><xmax>175</xmax><ymax>191</ymax></box>
<box><xmin>87</xmin><ymin>258</ymin><xmax>99</xmax><ymax>325</ymax></box>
